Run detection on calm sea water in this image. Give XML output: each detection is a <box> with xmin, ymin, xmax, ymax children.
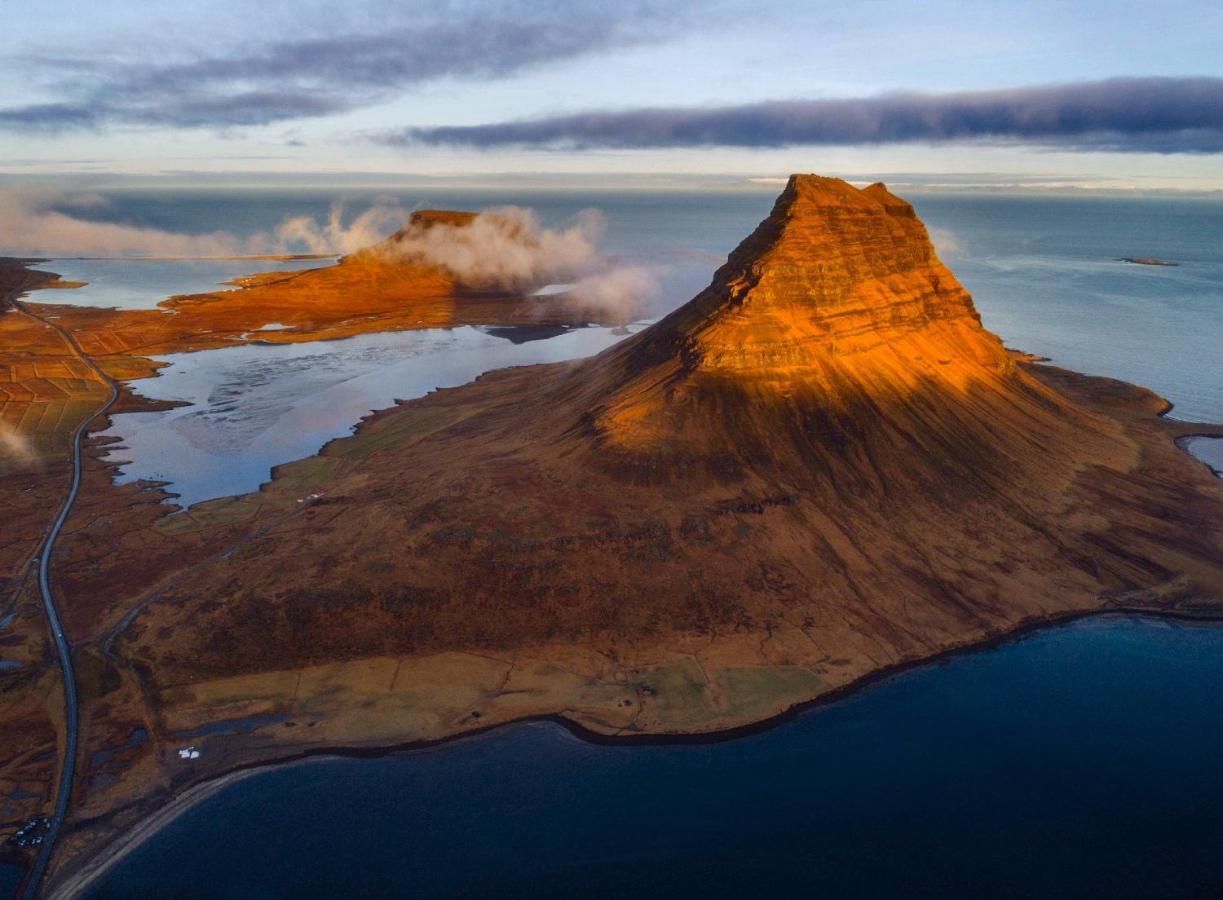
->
<box><xmin>914</xmin><ymin>193</ymin><xmax>1223</xmax><ymax>425</ymax></box>
<box><xmin>84</xmin><ymin>616</ymin><xmax>1223</xmax><ymax>899</ymax></box>
<box><xmin>29</xmin><ymin>256</ymin><xmax>336</xmax><ymax>310</ymax></box>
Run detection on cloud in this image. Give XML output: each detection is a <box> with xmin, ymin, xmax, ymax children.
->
<box><xmin>378</xmin><ymin>207</ymin><xmax>605</xmax><ymax>289</ymax></box>
<box><xmin>927</xmin><ymin>227</ymin><xmax>963</xmax><ymax>258</ymax></box>
<box><xmin>0</xmin><ymin>422</ymin><xmax>38</xmax><ymax>466</ymax></box>
<box><xmin>0</xmin><ymin>2</ymin><xmax>684</xmax><ymax>132</ymax></box>
<box><xmin>0</xmin><ymin>188</ymin><xmax>408</xmax><ymax>256</ymax></box>
<box><xmin>0</xmin><ymin>188</ymin><xmax>250</xmax><ymax>256</ymax></box>
<box><xmin>0</xmin><ymin>190</ymin><xmax>654</xmax><ymax>319</ymax></box>
<box><xmin>566</xmin><ymin>266</ymin><xmax>658</xmax><ymax>322</ymax></box>
<box><xmin>274</xmin><ymin>202</ymin><xmax>409</xmax><ymax>255</ymax></box>
<box><xmin>0</xmin><ymin>103</ymin><xmax>100</xmax><ymax>131</ymax></box>
<box><xmin>372</xmin><ymin>207</ymin><xmax>656</xmax><ymax>319</ymax></box>
<box><xmin>382</xmin><ymin>77</ymin><xmax>1223</xmax><ymax>154</ymax></box>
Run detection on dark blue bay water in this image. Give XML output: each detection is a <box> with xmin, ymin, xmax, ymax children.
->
<box><xmin>85</xmin><ymin>616</ymin><xmax>1223</xmax><ymax>899</ymax></box>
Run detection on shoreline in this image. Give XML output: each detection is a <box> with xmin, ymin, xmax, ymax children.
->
<box><xmin>1177</xmin><ymin>434</ymin><xmax>1223</xmax><ymax>477</ymax></box>
<box><xmin>41</xmin><ymin>315</ymin><xmax>1223</xmax><ymax>896</ymax></box>
<box><xmin>50</xmin><ymin>607</ymin><xmax>1223</xmax><ymax>898</ymax></box>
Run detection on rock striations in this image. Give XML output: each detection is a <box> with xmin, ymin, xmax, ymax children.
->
<box><xmin>578</xmin><ymin>175</ymin><xmax>1080</xmax><ymax>477</ymax></box>
<box><xmin>107</xmin><ymin>175</ymin><xmax>1223</xmax><ymax>679</ymax></box>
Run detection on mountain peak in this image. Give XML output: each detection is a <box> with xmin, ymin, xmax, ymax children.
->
<box><xmin>613</xmin><ymin>174</ymin><xmax>1003</xmax><ymax>380</ymax></box>
<box><xmin>585</xmin><ymin>174</ymin><xmax>1052</xmax><ymax>460</ymax></box>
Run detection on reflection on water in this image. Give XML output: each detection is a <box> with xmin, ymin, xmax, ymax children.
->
<box><xmin>99</xmin><ymin>325</ymin><xmax>638</xmax><ymax>508</ymax></box>
<box><xmin>86</xmin><ymin>616</ymin><xmax>1223</xmax><ymax>899</ymax></box>
<box><xmin>32</xmin><ymin>257</ymin><xmax>335</xmax><ymax>310</ymax></box>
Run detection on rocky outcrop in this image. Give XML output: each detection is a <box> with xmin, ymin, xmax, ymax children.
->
<box><xmin>568</xmin><ymin>176</ymin><xmax>1088</xmax><ymax>494</ymax></box>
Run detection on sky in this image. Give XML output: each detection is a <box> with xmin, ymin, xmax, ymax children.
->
<box><xmin>2</xmin><ymin>0</ymin><xmax>1223</xmax><ymax>190</ymax></box>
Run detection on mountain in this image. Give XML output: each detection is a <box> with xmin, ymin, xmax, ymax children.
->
<box><xmin>105</xmin><ymin>175</ymin><xmax>1223</xmax><ymax>681</ymax></box>
<box><xmin>571</xmin><ymin>175</ymin><xmax>1078</xmax><ymax>480</ymax></box>
<box><xmin>24</xmin><ymin>177</ymin><xmax>1223</xmax><ymax>889</ymax></box>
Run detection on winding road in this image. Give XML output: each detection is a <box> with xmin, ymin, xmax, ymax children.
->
<box><xmin>11</xmin><ymin>296</ymin><xmax>120</xmax><ymax>900</ymax></box>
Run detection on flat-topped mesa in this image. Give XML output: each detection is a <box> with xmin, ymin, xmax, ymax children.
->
<box><xmin>357</xmin><ymin>208</ymin><xmax>542</xmax><ymax>293</ymax></box>
<box><xmin>583</xmin><ymin>174</ymin><xmax>1081</xmax><ymax>466</ymax></box>
<box><xmin>372</xmin><ymin>209</ymin><xmax>480</xmax><ymax>254</ymax></box>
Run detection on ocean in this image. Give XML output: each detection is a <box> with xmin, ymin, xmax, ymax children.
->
<box><xmin>5</xmin><ymin>187</ymin><xmax>1222</xmax><ymax>896</ymax></box>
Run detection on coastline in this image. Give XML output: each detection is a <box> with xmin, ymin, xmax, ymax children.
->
<box><xmin>43</xmin><ymin>327</ymin><xmax>1223</xmax><ymax>896</ymax></box>
<box><xmin>51</xmin><ymin>607</ymin><xmax>1223</xmax><ymax>899</ymax></box>
<box><xmin>6</xmin><ymin>228</ymin><xmax>1221</xmax><ymax>899</ymax></box>
<box><xmin>51</xmin><ymin>768</ymin><xmax>263</xmax><ymax>899</ymax></box>
<box><xmin>1177</xmin><ymin>434</ymin><xmax>1223</xmax><ymax>477</ymax></box>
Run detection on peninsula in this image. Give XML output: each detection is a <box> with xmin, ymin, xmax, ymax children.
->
<box><xmin>2</xmin><ymin>176</ymin><xmax>1221</xmax><ymax>894</ymax></box>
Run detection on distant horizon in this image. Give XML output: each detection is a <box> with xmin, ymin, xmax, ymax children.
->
<box><xmin>3</xmin><ymin>169</ymin><xmax>1222</xmax><ymax>198</ymax></box>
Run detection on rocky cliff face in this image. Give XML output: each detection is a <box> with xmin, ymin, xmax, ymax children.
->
<box><xmin>624</xmin><ymin>176</ymin><xmax>999</xmax><ymax>376</ymax></box>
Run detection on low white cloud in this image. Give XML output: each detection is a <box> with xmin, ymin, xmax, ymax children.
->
<box><xmin>374</xmin><ymin>206</ymin><xmax>655</xmax><ymax>319</ymax></box>
<box><xmin>0</xmin><ymin>422</ymin><xmax>37</xmax><ymax>465</ymax></box>
<box><xmin>0</xmin><ymin>188</ymin><xmax>413</xmax><ymax>258</ymax></box>
<box><xmin>928</xmin><ymin>227</ymin><xmax>963</xmax><ymax>258</ymax></box>
<box><xmin>0</xmin><ymin>188</ymin><xmax>249</xmax><ymax>257</ymax></box>
<box><xmin>273</xmin><ymin>201</ymin><xmax>408</xmax><ymax>255</ymax></box>
<box><xmin>0</xmin><ymin>190</ymin><xmax>655</xmax><ymax>320</ymax></box>
<box><xmin>381</xmin><ymin>207</ymin><xmax>601</xmax><ymax>288</ymax></box>
<box><xmin>566</xmin><ymin>266</ymin><xmax>657</xmax><ymax>322</ymax></box>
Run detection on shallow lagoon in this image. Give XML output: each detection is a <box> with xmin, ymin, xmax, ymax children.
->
<box><xmin>1184</xmin><ymin>435</ymin><xmax>1223</xmax><ymax>476</ymax></box>
<box><xmin>85</xmin><ymin>615</ymin><xmax>1223</xmax><ymax>898</ymax></box>
<box><xmin>32</xmin><ymin>256</ymin><xmax>336</xmax><ymax>311</ymax></box>
<box><xmin>98</xmin><ymin>324</ymin><xmax>639</xmax><ymax>508</ymax></box>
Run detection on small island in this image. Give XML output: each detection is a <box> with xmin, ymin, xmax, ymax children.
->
<box><xmin>1120</xmin><ymin>256</ymin><xmax>1180</xmax><ymax>266</ymax></box>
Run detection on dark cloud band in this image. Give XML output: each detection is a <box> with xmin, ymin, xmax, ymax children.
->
<box><xmin>382</xmin><ymin>78</ymin><xmax>1223</xmax><ymax>153</ymax></box>
<box><xmin>0</xmin><ymin>1</ymin><xmax>681</xmax><ymax>132</ymax></box>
